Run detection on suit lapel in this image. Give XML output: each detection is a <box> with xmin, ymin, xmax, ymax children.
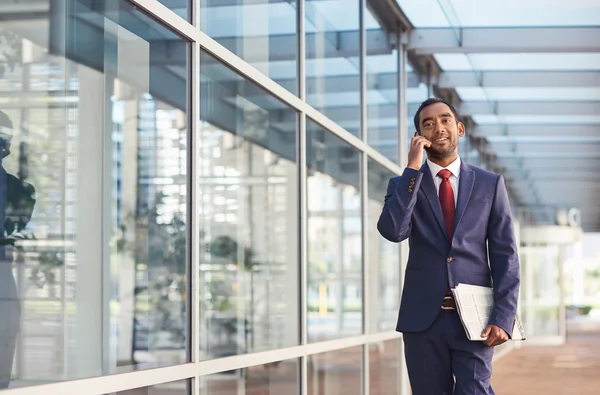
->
<box><xmin>453</xmin><ymin>161</ymin><xmax>475</xmax><ymax>236</ymax></box>
<box><xmin>420</xmin><ymin>163</ymin><xmax>449</xmax><ymax>240</ymax></box>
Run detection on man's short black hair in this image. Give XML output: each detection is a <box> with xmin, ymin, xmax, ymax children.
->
<box><xmin>0</xmin><ymin>110</ymin><xmax>13</xmax><ymax>130</ymax></box>
<box><xmin>413</xmin><ymin>97</ymin><xmax>459</xmax><ymax>132</ymax></box>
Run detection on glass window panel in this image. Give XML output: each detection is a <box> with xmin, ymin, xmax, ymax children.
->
<box><xmin>0</xmin><ymin>0</ymin><xmax>189</xmax><ymax>389</ymax></box>
<box><xmin>369</xmin><ymin>339</ymin><xmax>401</xmax><ymax>395</ymax></box>
<box><xmin>200</xmin><ymin>359</ymin><xmax>299</xmax><ymax>394</ymax></box>
<box><xmin>200</xmin><ymin>0</ymin><xmax>297</xmax><ymax>95</ymax></box>
<box><xmin>396</xmin><ymin>0</ymin><xmax>453</xmax><ymax>27</ymax></box>
<box><xmin>365</xmin><ymin>8</ymin><xmax>398</xmax><ymax>162</ymax></box>
<box><xmin>308</xmin><ymin>347</ymin><xmax>362</xmax><ymax>395</ymax></box>
<box><xmin>107</xmin><ymin>379</ymin><xmax>191</xmax><ymax>395</ymax></box>
<box><xmin>158</xmin><ymin>0</ymin><xmax>190</xmax><ymax>21</ymax></box>
<box><xmin>305</xmin><ymin>1</ymin><xmax>360</xmax><ymax>135</ymax></box>
<box><xmin>368</xmin><ymin>160</ymin><xmax>400</xmax><ymax>332</ymax></box>
<box><xmin>199</xmin><ymin>52</ymin><xmax>299</xmax><ymax>359</ymax></box>
<box><xmin>306</xmin><ymin>120</ymin><xmax>362</xmax><ymax>342</ymax></box>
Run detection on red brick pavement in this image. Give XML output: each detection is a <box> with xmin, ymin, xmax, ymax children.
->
<box><xmin>492</xmin><ymin>318</ymin><xmax>600</xmax><ymax>395</ymax></box>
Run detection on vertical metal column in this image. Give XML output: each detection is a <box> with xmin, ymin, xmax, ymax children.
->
<box><xmin>191</xmin><ymin>0</ymin><xmax>201</xmax><ymax>391</ymax></box>
<box><xmin>397</xmin><ymin>27</ymin><xmax>412</xmax><ymax>395</ymax></box>
<box><xmin>359</xmin><ymin>0</ymin><xmax>369</xmax><ymax>394</ymax></box>
<box><xmin>297</xmin><ymin>0</ymin><xmax>308</xmax><ymax>394</ymax></box>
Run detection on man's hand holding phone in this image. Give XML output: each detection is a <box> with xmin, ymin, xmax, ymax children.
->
<box><xmin>407</xmin><ymin>132</ymin><xmax>431</xmax><ymax>170</ymax></box>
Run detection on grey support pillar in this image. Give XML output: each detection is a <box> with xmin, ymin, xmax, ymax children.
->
<box><xmin>397</xmin><ymin>28</ymin><xmax>412</xmax><ymax>395</ymax></box>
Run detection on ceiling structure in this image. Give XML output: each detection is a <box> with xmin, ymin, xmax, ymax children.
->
<box><xmin>3</xmin><ymin>0</ymin><xmax>599</xmax><ymax>230</ymax></box>
<box><xmin>396</xmin><ymin>0</ymin><xmax>600</xmax><ymax>231</ymax></box>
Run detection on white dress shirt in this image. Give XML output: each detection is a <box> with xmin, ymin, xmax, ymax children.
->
<box><xmin>426</xmin><ymin>157</ymin><xmax>460</xmax><ymax>207</ymax></box>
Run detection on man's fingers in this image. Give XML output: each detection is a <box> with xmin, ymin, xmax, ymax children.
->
<box><xmin>411</xmin><ymin>137</ymin><xmax>431</xmax><ymax>148</ymax></box>
<box><xmin>484</xmin><ymin>334</ymin><xmax>497</xmax><ymax>347</ymax></box>
<box><xmin>481</xmin><ymin>326</ymin><xmax>492</xmax><ymax>338</ymax></box>
<box><xmin>485</xmin><ymin>329</ymin><xmax>508</xmax><ymax>347</ymax></box>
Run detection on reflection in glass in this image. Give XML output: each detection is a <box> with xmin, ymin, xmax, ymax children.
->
<box><xmin>369</xmin><ymin>340</ymin><xmax>401</xmax><ymax>395</ymax></box>
<box><xmin>107</xmin><ymin>379</ymin><xmax>190</xmax><ymax>395</ymax></box>
<box><xmin>200</xmin><ymin>0</ymin><xmax>297</xmax><ymax>95</ymax></box>
<box><xmin>200</xmin><ymin>359</ymin><xmax>299</xmax><ymax>394</ymax></box>
<box><xmin>305</xmin><ymin>0</ymin><xmax>360</xmax><ymax>135</ymax></box>
<box><xmin>308</xmin><ymin>347</ymin><xmax>362</xmax><ymax>395</ymax></box>
<box><xmin>199</xmin><ymin>52</ymin><xmax>299</xmax><ymax>360</ymax></box>
<box><xmin>0</xmin><ymin>0</ymin><xmax>188</xmax><ymax>388</ymax></box>
<box><xmin>306</xmin><ymin>120</ymin><xmax>362</xmax><ymax>342</ymax></box>
<box><xmin>367</xmin><ymin>160</ymin><xmax>400</xmax><ymax>332</ymax></box>
<box><xmin>365</xmin><ymin>8</ymin><xmax>399</xmax><ymax>162</ymax></box>
<box><xmin>158</xmin><ymin>0</ymin><xmax>190</xmax><ymax>21</ymax></box>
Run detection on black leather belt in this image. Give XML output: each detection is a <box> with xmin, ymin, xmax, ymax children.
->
<box><xmin>441</xmin><ymin>296</ymin><xmax>456</xmax><ymax>310</ymax></box>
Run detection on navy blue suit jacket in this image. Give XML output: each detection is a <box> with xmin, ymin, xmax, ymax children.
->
<box><xmin>377</xmin><ymin>161</ymin><xmax>520</xmax><ymax>337</ymax></box>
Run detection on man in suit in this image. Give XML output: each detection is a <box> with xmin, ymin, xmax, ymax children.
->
<box><xmin>377</xmin><ymin>98</ymin><xmax>520</xmax><ymax>395</ymax></box>
<box><xmin>0</xmin><ymin>110</ymin><xmax>36</xmax><ymax>389</ymax></box>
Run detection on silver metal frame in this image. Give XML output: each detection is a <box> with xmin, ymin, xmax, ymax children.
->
<box><xmin>3</xmin><ymin>0</ymin><xmax>409</xmax><ymax>394</ymax></box>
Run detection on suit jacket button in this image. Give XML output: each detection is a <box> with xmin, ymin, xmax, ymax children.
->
<box><xmin>447</xmin><ymin>257</ymin><xmax>453</xmax><ymax>263</ymax></box>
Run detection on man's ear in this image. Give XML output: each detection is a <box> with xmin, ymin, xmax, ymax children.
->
<box><xmin>457</xmin><ymin>121</ymin><xmax>465</xmax><ymax>137</ymax></box>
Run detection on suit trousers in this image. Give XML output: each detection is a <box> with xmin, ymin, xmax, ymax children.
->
<box><xmin>403</xmin><ymin>309</ymin><xmax>495</xmax><ymax>395</ymax></box>
<box><xmin>0</xmin><ymin>258</ymin><xmax>20</xmax><ymax>389</ymax></box>
<box><xmin>0</xmin><ymin>333</ymin><xmax>16</xmax><ymax>389</ymax></box>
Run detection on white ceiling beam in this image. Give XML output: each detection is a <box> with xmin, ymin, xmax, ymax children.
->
<box><xmin>484</xmin><ymin>136</ymin><xmax>600</xmax><ymax>143</ymax></box>
<box><xmin>495</xmin><ymin>152</ymin><xmax>600</xmax><ymax>159</ymax></box>
<box><xmin>439</xmin><ymin>71</ymin><xmax>600</xmax><ymax>88</ymax></box>
<box><xmin>410</xmin><ymin>27</ymin><xmax>600</xmax><ymax>54</ymax></box>
<box><xmin>460</xmin><ymin>101</ymin><xmax>600</xmax><ymax>116</ymax></box>
<box><xmin>489</xmin><ymin>143</ymin><xmax>600</xmax><ymax>154</ymax></box>
<box><xmin>473</xmin><ymin>125</ymin><xmax>600</xmax><ymax>137</ymax></box>
<box><xmin>499</xmin><ymin>159</ymin><xmax>595</xmax><ymax>168</ymax></box>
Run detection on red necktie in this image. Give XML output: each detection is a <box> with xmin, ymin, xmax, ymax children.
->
<box><xmin>437</xmin><ymin>169</ymin><xmax>455</xmax><ymax>241</ymax></box>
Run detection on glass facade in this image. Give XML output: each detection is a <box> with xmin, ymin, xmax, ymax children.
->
<box><xmin>0</xmin><ymin>1</ymin><xmax>407</xmax><ymax>393</ymax></box>
<box><xmin>306</xmin><ymin>119</ymin><xmax>362</xmax><ymax>342</ymax></box>
<box><xmin>308</xmin><ymin>347</ymin><xmax>362</xmax><ymax>395</ymax></box>
<box><xmin>201</xmin><ymin>0</ymin><xmax>298</xmax><ymax>95</ymax></box>
<box><xmin>200</xmin><ymin>359</ymin><xmax>299</xmax><ymax>394</ymax></box>
<box><xmin>305</xmin><ymin>0</ymin><xmax>360</xmax><ymax>134</ymax></box>
<box><xmin>0</xmin><ymin>0</ymin><xmax>189</xmax><ymax>389</ymax></box>
<box><xmin>198</xmin><ymin>51</ymin><xmax>299</xmax><ymax>357</ymax></box>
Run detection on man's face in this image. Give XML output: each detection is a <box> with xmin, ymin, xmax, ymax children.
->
<box><xmin>418</xmin><ymin>102</ymin><xmax>465</xmax><ymax>159</ymax></box>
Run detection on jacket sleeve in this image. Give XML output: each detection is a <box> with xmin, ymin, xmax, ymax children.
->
<box><xmin>377</xmin><ymin>168</ymin><xmax>423</xmax><ymax>243</ymax></box>
<box><xmin>486</xmin><ymin>175</ymin><xmax>521</xmax><ymax>338</ymax></box>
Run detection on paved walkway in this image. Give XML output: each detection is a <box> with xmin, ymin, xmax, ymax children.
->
<box><xmin>492</xmin><ymin>317</ymin><xmax>600</xmax><ymax>395</ymax></box>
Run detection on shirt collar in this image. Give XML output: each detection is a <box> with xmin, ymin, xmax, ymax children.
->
<box><xmin>427</xmin><ymin>157</ymin><xmax>461</xmax><ymax>179</ymax></box>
